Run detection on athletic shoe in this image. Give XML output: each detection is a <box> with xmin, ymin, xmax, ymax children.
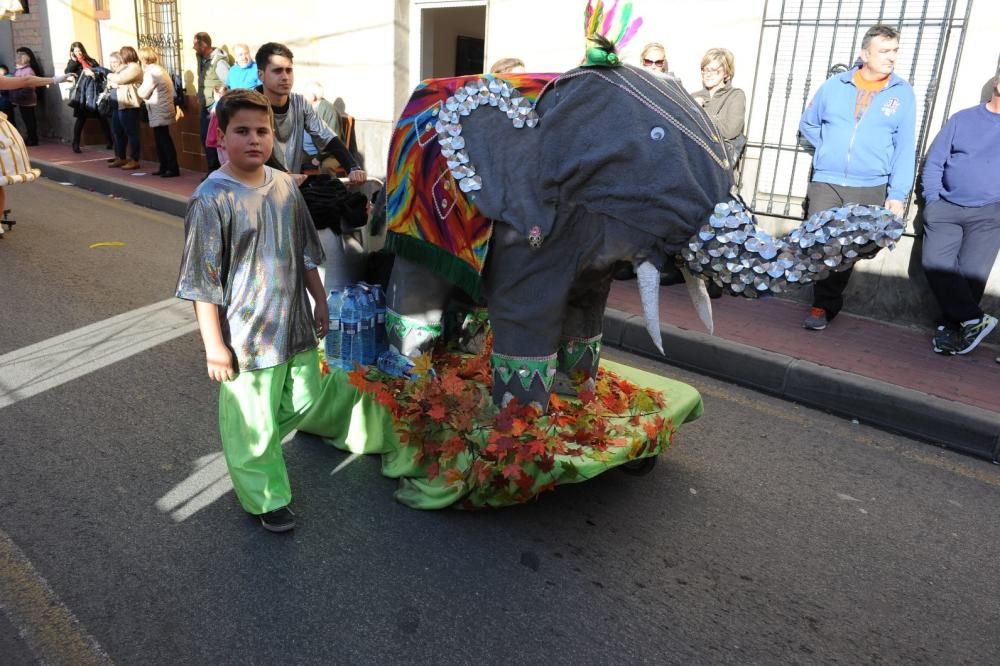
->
<box><xmin>946</xmin><ymin>314</ymin><xmax>998</xmax><ymax>355</ymax></box>
<box><xmin>258</xmin><ymin>506</ymin><xmax>295</xmax><ymax>533</ymax></box>
<box><xmin>803</xmin><ymin>307</ymin><xmax>828</xmax><ymax>330</ymax></box>
<box><xmin>932</xmin><ymin>325</ymin><xmax>959</xmax><ymax>354</ymax></box>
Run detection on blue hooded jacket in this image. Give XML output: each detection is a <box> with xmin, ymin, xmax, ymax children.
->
<box><xmin>799</xmin><ymin>69</ymin><xmax>916</xmax><ymax>202</ymax></box>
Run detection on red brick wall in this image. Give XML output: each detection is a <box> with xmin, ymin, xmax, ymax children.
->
<box><xmin>10</xmin><ymin>0</ymin><xmax>45</xmax><ymax>69</ymax></box>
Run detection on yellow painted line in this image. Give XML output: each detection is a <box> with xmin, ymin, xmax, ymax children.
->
<box><xmin>89</xmin><ymin>241</ymin><xmax>126</xmax><ymax>249</ymax></box>
<box><xmin>0</xmin><ymin>528</ymin><xmax>112</xmax><ymax>665</ymax></box>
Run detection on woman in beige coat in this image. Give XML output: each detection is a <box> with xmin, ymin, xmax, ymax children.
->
<box><xmin>106</xmin><ymin>46</ymin><xmax>143</xmax><ymax>170</ymax></box>
<box><xmin>137</xmin><ymin>47</ymin><xmax>178</xmax><ymax>177</ymax></box>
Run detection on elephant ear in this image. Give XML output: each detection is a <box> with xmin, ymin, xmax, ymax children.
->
<box><xmin>533</xmin><ymin>68</ymin><xmax>734</xmax><ymax>254</ymax></box>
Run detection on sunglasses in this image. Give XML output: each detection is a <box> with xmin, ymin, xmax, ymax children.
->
<box><xmin>643</xmin><ymin>58</ymin><xmax>665</xmax><ymax>67</ymax></box>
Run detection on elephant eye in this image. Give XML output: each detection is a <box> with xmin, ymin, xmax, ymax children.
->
<box><xmin>650</xmin><ymin>127</ymin><xmax>665</xmax><ymax>141</ymax></box>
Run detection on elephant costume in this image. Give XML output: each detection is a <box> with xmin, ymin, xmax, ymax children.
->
<box><xmin>383</xmin><ymin>65</ymin><xmax>903</xmax><ymax>410</ymax></box>
<box><xmin>384</xmin><ymin>65</ymin><xmax>733</xmax><ymax>410</ymax></box>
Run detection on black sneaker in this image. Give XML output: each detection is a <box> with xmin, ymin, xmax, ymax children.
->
<box><xmin>947</xmin><ymin>315</ymin><xmax>997</xmax><ymax>355</ymax></box>
<box><xmin>932</xmin><ymin>325</ymin><xmax>958</xmax><ymax>354</ymax></box>
<box><xmin>258</xmin><ymin>506</ymin><xmax>295</xmax><ymax>533</ymax></box>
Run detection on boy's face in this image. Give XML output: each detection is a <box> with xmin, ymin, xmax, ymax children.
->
<box><xmin>260</xmin><ymin>55</ymin><xmax>294</xmax><ymax>97</ymax></box>
<box><xmin>219</xmin><ymin>108</ymin><xmax>274</xmax><ymax>172</ymax></box>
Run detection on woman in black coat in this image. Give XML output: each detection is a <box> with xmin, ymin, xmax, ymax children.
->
<box><xmin>65</xmin><ymin>42</ymin><xmax>113</xmax><ymax>153</ymax></box>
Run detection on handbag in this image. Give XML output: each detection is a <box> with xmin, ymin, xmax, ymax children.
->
<box><xmin>119</xmin><ymin>83</ymin><xmax>141</xmax><ymax>109</ymax></box>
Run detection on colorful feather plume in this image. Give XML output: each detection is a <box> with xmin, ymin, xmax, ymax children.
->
<box><xmin>584</xmin><ymin>0</ymin><xmax>643</xmax><ymax>51</ymax></box>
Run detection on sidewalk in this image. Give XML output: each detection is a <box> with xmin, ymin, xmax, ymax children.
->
<box><xmin>29</xmin><ymin>141</ymin><xmax>1000</xmax><ymax>462</ymax></box>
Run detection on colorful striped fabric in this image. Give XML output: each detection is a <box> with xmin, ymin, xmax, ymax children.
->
<box><xmin>385</xmin><ymin>73</ymin><xmax>556</xmax><ymax>301</ymax></box>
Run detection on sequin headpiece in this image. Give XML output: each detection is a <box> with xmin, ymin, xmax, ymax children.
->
<box><xmin>582</xmin><ymin>0</ymin><xmax>643</xmax><ymax>68</ymax></box>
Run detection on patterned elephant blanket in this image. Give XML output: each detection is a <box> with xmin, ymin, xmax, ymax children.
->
<box><xmin>385</xmin><ymin>73</ymin><xmax>557</xmax><ymax>301</ymax></box>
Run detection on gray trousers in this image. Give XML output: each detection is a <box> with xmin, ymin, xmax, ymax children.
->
<box><xmin>805</xmin><ymin>182</ymin><xmax>888</xmax><ymax>319</ymax></box>
<box><xmin>921</xmin><ymin>199</ymin><xmax>1000</xmax><ymax>325</ymax></box>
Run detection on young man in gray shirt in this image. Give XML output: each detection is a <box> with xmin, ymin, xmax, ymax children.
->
<box><xmin>254</xmin><ymin>42</ymin><xmax>366</xmax><ymax>184</ymax></box>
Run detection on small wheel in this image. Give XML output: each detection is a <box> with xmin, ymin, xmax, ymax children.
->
<box><xmin>620</xmin><ymin>456</ymin><xmax>657</xmax><ymax>476</ymax></box>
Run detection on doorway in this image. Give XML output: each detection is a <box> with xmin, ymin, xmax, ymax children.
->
<box><xmin>413</xmin><ymin>2</ymin><xmax>487</xmax><ymax>82</ymax></box>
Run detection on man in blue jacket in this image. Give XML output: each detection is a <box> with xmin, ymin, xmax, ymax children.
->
<box><xmin>798</xmin><ymin>24</ymin><xmax>916</xmax><ymax>330</ymax></box>
<box><xmin>920</xmin><ymin>71</ymin><xmax>1000</xmax><ymax>356</ymax></box>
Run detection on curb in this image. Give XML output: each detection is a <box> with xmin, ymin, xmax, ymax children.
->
<box><xmin>33</xmin><ymin>165</ymin><xmax>999</xmax><ymax>464</ymax></box>
<box><xmin>35</xmin><ymin>159</ymin><xmax>190</xmax><ymax>218</ymax></box>
<box><xmin>603</xmin><ymin>308</ymin><xmax>1000</xmax><ymax>463</ymax></box>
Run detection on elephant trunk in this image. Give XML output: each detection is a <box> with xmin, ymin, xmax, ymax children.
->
<box><xmin>682</xmin><ymin>201</ymin><xmax>905</xmax><ymax>297</ymax></box>
<box><xmin>636</xmin><ymin>261</ymin><xmax>665</xmax><ymax>354</ymax></box>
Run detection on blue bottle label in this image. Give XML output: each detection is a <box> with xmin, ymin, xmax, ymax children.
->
<box><xmin>343</xmin><ymin>322</ymin><xmax>358</xmax><ymax>335</ymax></box>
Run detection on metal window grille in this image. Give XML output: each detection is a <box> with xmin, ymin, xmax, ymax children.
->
<box><xmin>134</xmin><ymin>0</ymin><xmax>181</xmax><ymax>75</ymax></box>
<box><xmin>739</xmin><ymin>0</ymin><xmax>973</xmax><ymax>221</ymax></box>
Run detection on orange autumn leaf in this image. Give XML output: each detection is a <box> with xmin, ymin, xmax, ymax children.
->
<box><xmin>439</xmin><ymin>370</ymin><xmax>466</xmax><ymax>397</ymax></box>
<box><xmin>547</xmin><ymin>393</ymin><xmax>568</xmax><ymax>412</ymax></box>
<box><xmin>444</xmin><ymin>467</ymin><xmax>464</xmax><ymax>486</ymax></box>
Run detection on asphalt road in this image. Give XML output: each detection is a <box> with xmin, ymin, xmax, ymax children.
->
<box><xmin>1</xmin><ymin>181</ymin><xmax>998</xmax><ymax>664</ymax></box>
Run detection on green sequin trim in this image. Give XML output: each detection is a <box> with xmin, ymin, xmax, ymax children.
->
<box><xmin>558</xmin><ymin>334</ymin><xmax>602</xmax><ymax>372</ymax></box>
<box><xmin>491</xmin><ymin>353</ymin><xmax>559</xmax><ymax>392</ymax></box>
<box><xmin>386</xmin><ymin>309</ymin><xmax>443</xmax><ymax>342</ymax></box>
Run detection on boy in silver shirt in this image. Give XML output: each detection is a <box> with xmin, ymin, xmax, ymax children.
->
<box><xmin>175</xmin><ymin>89</ymin><xmax>328</xmax><ymax>533</ymax></box>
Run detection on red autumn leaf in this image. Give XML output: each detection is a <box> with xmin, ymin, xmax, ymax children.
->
<box><xmin>578</xmin><ymin>387</ymin><xmax>596</xmax><ymax>405</ymax></box>
<box><xmin>501</xmin><ymin>463</ymin><xmax>522</xmax><ymax>479</ymax></box>
<box><xmin>536</xmin><ymin>480</ymin><xmax>556</xmax><ymax>495</ymax></box>
<box><xmin>643</xmin><ymin>419</ymin><xmax>661</xmax><ymax>441</ymax></box>
<box><xmin>514</xmin><ymin>471</ymin><xmax>535</xmax><ymax>493</ymax></box>
<box><xmin>426</xmin><ymin>403</ymin><xmax>447</xmax><ymax>422</ymax></box>
<box><xmin>536</xmin><ymin>455</ymin><xmax>556</xmax><ymax>474</ymax></box>
<box><xmin>494</xmin><ymin>408</ymin><xmax>514</xmax><ymax>433</ymax></box>
<box><xmin>472</xmin><ymin>459</ymin><xmax>492</xmax><ymax>485</ymax></box>
<box><xmin>426</xmin><ymin>461</ymin><xmax>440</xmax><ymax>481</ymax></box>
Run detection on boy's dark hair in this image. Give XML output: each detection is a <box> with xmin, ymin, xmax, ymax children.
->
<box><xmin>216</xmin><ymin>88</ymin><xmax>274</xmax><ymax>132</ymax></box>
<box><xmin>194</xmin><ymin>32</ymin><xmax>212</xmax><ymax>48</ymax></box>
<box><xmin>255</xmin><ymin>42</ymin><xmax>294</xmax><ymax>72</ymax></box>
<box><xmin>862</xmin><ymin>25</ymin><xmax>900</xmax><ymax>50</ymax></box>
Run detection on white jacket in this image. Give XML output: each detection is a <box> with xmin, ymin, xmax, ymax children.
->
<box><xmin>137</xmin><ymin>63</ymin><xmax>176</xmax><ymax>127</ymax></box>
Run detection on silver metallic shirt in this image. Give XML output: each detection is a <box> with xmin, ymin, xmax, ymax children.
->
<box><xmin>175</xmin><ymin>167</ymin><xmax>325</xmax><ymax>371</ymax></box>
<box><xmin>271</xmin><ymin>92</ymin><xmax>337</xmax><ymax>174</ymax></box>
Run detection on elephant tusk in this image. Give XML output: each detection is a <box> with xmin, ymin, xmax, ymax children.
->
<box><xmin>636</xmin><ymin>261</ymin><xmax>665</xmax><ymax>355</ymax></box>
<box><xmin>681</xmin><ymin>267</ymin><xmax>714</xmax><ymax>335</ymax></box>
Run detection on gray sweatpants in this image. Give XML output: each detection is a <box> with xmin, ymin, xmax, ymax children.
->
<box><xmin>921</xmin><ymin>199</ymin><xmax>1000</xmax><ymax>325</ymax></box>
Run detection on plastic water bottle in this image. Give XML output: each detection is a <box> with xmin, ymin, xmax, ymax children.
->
<box><xmin>377</xmin><ymin>350</ymin><xmax>414</xmax><ymax>378</ymax></box>
<box><xmin>325</xmin><ymin>289</ymin><xmax>343</xmax><ymax>370</ymax></box>
<box><xmin>340</xmin><ymin>288</ymin><xmax>361</xmax><ymax>370</ymax></box>
<box><xmin>355</xmin><ymin>285</ymin><xmax>376</xmax><ymax>365</ymax></box>
<box><xmin>370</xmin><ymin>284</ymin><xmax>388</xmax><ymax>356</ymax></box>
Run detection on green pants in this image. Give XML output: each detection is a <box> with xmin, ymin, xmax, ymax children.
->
<box><xmin>218</xmin><ymin>348</ymin><xmax>321</xmax><ymax>515</ymax></box>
